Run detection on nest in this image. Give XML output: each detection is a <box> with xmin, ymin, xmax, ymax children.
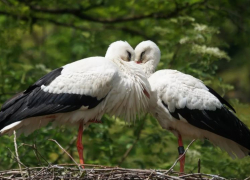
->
<box><xmin>1</xmin><ymin>135</ymin><xmax>227</xmax><ymax>179</ymax></box>
<box><xmin>0</xmin><ymin>164</ymin><xmax>226</xmax><ymax>180</ymax></box>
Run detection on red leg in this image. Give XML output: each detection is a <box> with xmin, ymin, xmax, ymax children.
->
<box><xmin>178</xmin><ymin>133</ymin><xmax>185</xmax><ymax>173</ymax></box>
<box><xmin>76</xmin><ymin>122</ymin><xmax>84</xmax><ymax>168</ymax></box>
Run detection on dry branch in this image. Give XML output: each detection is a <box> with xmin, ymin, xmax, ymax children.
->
<box><xmin>13</xmin><ymin>131</ymin><xmax>23</xmax><ymax>177</ymax></box>
<box><xmin>165</xmin><ymin>139</ymin><xmax>196</xmax><ymax>175</ymax></box>
<box><xmin>48</xmin><ymin>139</ymin><xmax>81</xmax><ymax>171</ymax></box>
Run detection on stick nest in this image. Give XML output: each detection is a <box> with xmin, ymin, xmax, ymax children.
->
<box><xmin>2</xmin><ymin>136</ymin><xmax>226</xmax><ymax>179</ymax></box>
<box><xmin>0</xmin><ymin>164</ymin><xmax>226</xmax><ymax>180</ymax></box>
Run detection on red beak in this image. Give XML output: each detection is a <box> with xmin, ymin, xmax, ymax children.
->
<box><xmin>136</xmin><ymin>61</ymin><xmax>142</xmax><ymax>64</ymax></box>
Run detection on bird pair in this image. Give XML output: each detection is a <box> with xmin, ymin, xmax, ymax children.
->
<box><xmin>135</xmin><ymin>41</ymin><xmax>250</xmax><ymax>173</ymax></box>
<box><xmin>1</xmin><ymin>40</ymin><xmax>250</xmax><ymax>173</ymax></box>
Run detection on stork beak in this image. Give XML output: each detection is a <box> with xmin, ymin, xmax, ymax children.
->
<box><xmin>136</xmin><ymin>61</ymin><xmax>142</xmax><ymax>64</ymax></box>
<box><xmin>143</xmin><ymin>89</ymin><xmax>150</xmax><ymax>99</ymax></box>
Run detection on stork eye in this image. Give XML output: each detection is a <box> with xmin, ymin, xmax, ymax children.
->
<box><xmin>140</xmin><ymin>51</ymin><xmax>145</xmax><ymax>60</ymax></box>
<box><xmin>127</xmin><ymin>51</ymin><xmax>131</xmax><ymax>61</ymax></box>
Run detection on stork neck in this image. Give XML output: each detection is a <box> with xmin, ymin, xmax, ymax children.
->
<box><xmin>141</xmin><ymin>60</ymin><xmax>156</xmax><ymax>78</ymax></box>
<box><xmin>112</xmin><ymin>58</ymin><xmax>135</xmax><ymax>76</ymax></box>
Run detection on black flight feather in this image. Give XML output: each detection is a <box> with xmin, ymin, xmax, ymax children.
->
<box><xmin>0</xmin><ymin>67</ymin><xmax>106</xmax><ymax>131</ymax></box>
<box><xmin>162</xmin><ymin>101</ymin><xmax>250</xmax><ymax>150</ymax></box>
<box><xmin>206</xmin><ymin>85</ymin><xmax>236</xmax><ymax>113</ymax></box>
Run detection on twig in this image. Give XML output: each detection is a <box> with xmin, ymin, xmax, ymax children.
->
<box><xmin>198</xmin><ymin>158</ymin><xmax>203</xmax><ymax>179</ymax></box>
<box><xmin>146</xmin><ymin>170</ymin><xmax>155</xmax><ymax>180</ymax></box>
<box><xmin>179</xmin><ymin>173</ymin><xmax>226</xmax><ymax>179</ymax></box>
<box><xmin>198</xmin><ymin>158</ymin><xmax>201</xmax><ymax>173</ymax></box>
<box><xmin>19</xmin><ymin>143</ymin><xmax>50</xmax><ymax>166</ymax></box>
<box><xmin>0</xmin><ymin>165</ymin><xmax>227</xmax><ymax>179</ymax></box>
<box><xmin>164</xmin><ymin>139</ymin><xmax>196</xmax><ymax>174</ymax></box>
<box><xmin>31</xmin><ymin>167</ymin><xmax>47</xmax><ymax>180</ymax></box>
<box><xmin>13</xmin><ymin>131</ymin><xmax>23</xmax><ymax>178</ymax></box>
<box><xmin>244</xmin><ymin>176</ymin><xmax>250</xmax><ymax>180</ymax></box>
<box><xmin>107</xmin><ymin>168</ymin><xmax>115</xmax><ymax>180</ymax></box>
<box><xmin>6</xmin><ymin>148</ymin><xmax>27</xmax><ymax>168</ymax></box>
<box><xmin>33</xmin><ymin>143</ymin><xmax>50</xmax><ymax>165</ymax></box>
<box><xmin>52</xmin><ymin>136</ymin><xmax>77</xmax><ymax>164</ymax></box>
<box><xmin>48</xmin><ymin>139</ymin><xmax>81</xmax><ymax>171</ymax></box>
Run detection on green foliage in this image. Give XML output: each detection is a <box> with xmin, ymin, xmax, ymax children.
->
<box><xmin>0</xmin><ymin>0</ymin><xmax>250</xmax><ymax>179</ymax></box>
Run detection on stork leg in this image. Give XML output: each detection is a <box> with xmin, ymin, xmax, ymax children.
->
<box><xmin>77</xmin><ymin>122</ymin><xmax>84</xmax><ymax>168</ymax></box>
<box><xmin>178</xmin><ymin>133</ymin><xmax>185</xmax><ymax>173</ymax></box>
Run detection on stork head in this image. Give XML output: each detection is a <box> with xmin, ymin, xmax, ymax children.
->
<box><xmin>105</xmin><ymin>41</ymin><xmax>135</xmax><ymax>62</ymax></box>
<box><xmin>134</xmin><ymin>40</ymin><xmax>161</xmax><ymax>70</ymax></box>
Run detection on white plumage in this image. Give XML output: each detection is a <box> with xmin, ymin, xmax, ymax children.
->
<box><xmin>149</xmin><ymin>70</ymin><xmax>221</xmax><ymax>112</ymax></box>
<box><xmin>134</xmin><ymin>40</ymin><xmax>250</xmax><ymax>172</ymax></box>
<box><xmin>0</xmin><ymin>40</ymin><xmax>151</xmax><ymax>167</ymax></box>
<box><xmin>0</xmin><ymin>41</ymin><xmax>150</xmax><ymax>136</ymax></box>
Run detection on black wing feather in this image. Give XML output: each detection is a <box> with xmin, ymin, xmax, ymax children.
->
<box><xmin>161</xmin><ymin>101</ymin><xmax>180</xmax><ymax>120</ymax></box>
<box><xmin>1</xmin><ymin>68</ymin><xmax>63</xmax><ymax>111</ymax></box>
<box><xmin>0</xmin><ymin>67</ymin><xmax>106</xmax><ymax>130</ymax></box>
<box><xmin>24</xmin><ymin>67</ymin><xmax>63</xmax><ymax>93</ymax></box>
<box><xmin>162</xmin><ymin>101</ymin><xmax>250</xmax><ymax>150</ymax></box>
<box><xmin>206</xmin><ymin>85</ymin><xmax>236</xmax><ymax>113</ymax></box>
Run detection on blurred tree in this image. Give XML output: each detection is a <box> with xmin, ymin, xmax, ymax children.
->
<box><xmin>0</xmin><ymin>0</ymin><xmax>250</xmax><ymax>178</ymax></box>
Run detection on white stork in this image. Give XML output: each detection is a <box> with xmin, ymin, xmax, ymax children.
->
<box><xmin>0</xmin><ymin>41</ymin><xmax>151</xmax><ymax>168</ymax></box>
<box><xmin>134</xmin><ymin>40</ymin><xmax>250</xmax><ymax>172</ymax></box>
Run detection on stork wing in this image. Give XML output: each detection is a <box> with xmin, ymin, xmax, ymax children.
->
<box><xmin>150</xmin><ymin>69</ymin><xmax>234</xmax><ymax>112</ymax></box>
<box><xmin>149</xmin><ymin>69</ymin><xmax>250</xmax><ymax>150</ymax></box>
<box><xmin>0</xmin><ymin>57</ymin><xmax>117</xmax><ymax>129</ymax></box>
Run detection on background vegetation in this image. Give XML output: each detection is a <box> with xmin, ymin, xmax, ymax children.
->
<box><xmin>0</xmin><ymin>0</ymin><xmax>250</xmax><ymax>179</ymax></box>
